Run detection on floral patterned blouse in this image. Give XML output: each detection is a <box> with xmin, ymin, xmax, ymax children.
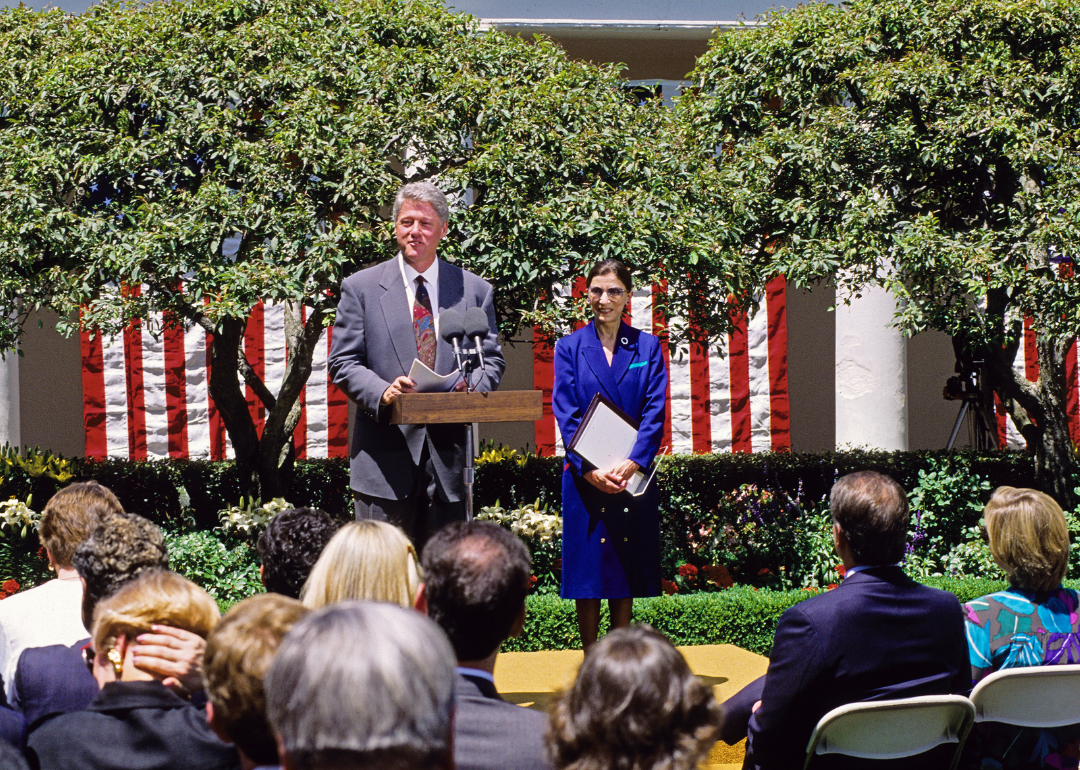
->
<box><xmin>963</xmin><ymin>586</ymin><xmax>1080</xmax><ymax>770</ymax></box>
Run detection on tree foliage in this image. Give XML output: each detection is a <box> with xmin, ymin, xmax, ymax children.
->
<box><xmin>0</xmin><ymin>0</ymin><xmax>747</xmax><ymax>495</ymax></box>
<box><xmin>683</xmin><ymin>0</ymin><xmax>1080</xmax><ymax>502</ymax></box>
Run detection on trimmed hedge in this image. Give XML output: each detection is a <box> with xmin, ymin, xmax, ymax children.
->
<box><xmin>509</xmin><ymin>577</ymin><xmax>1066</xmax><ymax>656</ymax></box>
<box><xmin>0</xmin><ymin>448</ymin><xmax>1042</xmax><ymax>530</ymax></box>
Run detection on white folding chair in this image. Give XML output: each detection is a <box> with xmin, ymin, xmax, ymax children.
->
<box><xmin>803</xmin><ymin>695</ymin><xmax>975</xmax><ymax>770</ymax></box>
<box><xmin>969</xmin><ymin>663</ymin><xmax>1080</xmax><ymax>727</ymax></box>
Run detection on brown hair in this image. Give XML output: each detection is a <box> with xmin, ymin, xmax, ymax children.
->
<box><xmin>585</xmin><ymin>259</ymin><xmax>633</xmax><ymax>292</ymax></box>
<box><xmin>92</xmin><ymin>570</ymin><xmax>219</xmax><ymax>657</ymax></box>
<box><xmin>548</xmin><ymin>625</ymin><xmax>721</xmax><ymax>770</ymax></box>
<box><xmin>204</xmin><ymin>593</ymin><xmax>310</xmax><ymax>765</ymax></box>
<box><xmin>830</xmin><ymin>471</ymin><xmax>909</xmax><ymax>565</ymax></box>
<box><xmin>984</xmin><ymin>486</ymin><xmax>1069</xmax><ymax>592</ymax></box>
<box><xmin>39</xmin><ymin>481</ymin><xmax>123</xmax><ymax>568</ymax></box>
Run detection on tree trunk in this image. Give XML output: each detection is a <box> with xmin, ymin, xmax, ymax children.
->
<box><xmin>985</xmin><ymin>333</ymin><xmax>1079</xmax><ymax>509</ymax></box>
<box><xmin>206</xmin><ymin>317</ymin><xmax>261</xmax><ymax>496</ymax></box>
<box><xmin>201</xmin><ymin>302</ymin><xmax>332</xmax><ymax>501</ymax></box>
<box><xmin>256</xmin><ymin>302</ymin><xmax>328</xmax><ymax>499</ymax></box>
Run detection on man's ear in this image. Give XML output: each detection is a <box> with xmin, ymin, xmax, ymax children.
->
<box><xmin>205</xmin><ymin>701</ymin><xmax>235</xmax><ymax>745</ymax></box>
<box><xmin>508</xmin><ymin>602</ymin><xmax>526</xmax><ymax>639</ymax></box>
<box><xmin>259</xmin><ymin>563</ymin><xmax>266</xmax><ymax>587</ymax></box>
<box><xmin>414</xmin><ymin>582</ymin><xmax>428</xmax><ymax>615</ymax></box>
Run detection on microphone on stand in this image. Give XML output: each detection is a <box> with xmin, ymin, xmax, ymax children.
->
<box><xmin>440</xmin><ymin>309</ymin><xmax>466</xmax><ymax>357</ymax></box>
<box><xmin>463</xmin><ymin>307</ymin><xmax>488</xmax><ymax>371</ymax></box>
<box><xmin>440</xmin><ymin>309</ymin><xmax>468</xmax><ymax>390</ymax></box>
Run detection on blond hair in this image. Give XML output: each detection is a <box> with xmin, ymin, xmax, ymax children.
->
<box><xmin>40</xmin><ymin>481</ymin><xmax>123</xmax><ymax>567</ymax></box>
<box><xmin>204</xmin><ymin>593</ymin><xmax>309</xmax><ymax>765</ymax></box>
<box><xmin>300</xmin><ymin>521</ymin><xmax>422</xmax><ymax>609</ymax></box>
<box><xmin>985</xmin><ymin>486</ymin><xmax>1070</xmax><ymax>592</ymax></box>
<box><xmin>92</xmin><ymin>570</ymin><xmax>219</xmax><ymax>655</ymax></box>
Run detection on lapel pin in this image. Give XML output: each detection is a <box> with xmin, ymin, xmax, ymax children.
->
<box><xmin>620</xmin><ymin>337</ymin><xmax>628</xmax><ymax>345</ymax></box>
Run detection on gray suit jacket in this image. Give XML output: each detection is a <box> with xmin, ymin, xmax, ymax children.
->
<box><xmin>328</xmin><ymin>257</ymin><xmax>505</xmax><ymax>500</ymax></box>
<box><xmin>453</xmin><ymin>674</ymin><xmax>550</xmax><ymax>770</ymax></box>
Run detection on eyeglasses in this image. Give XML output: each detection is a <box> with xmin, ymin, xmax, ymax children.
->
<box><xmin>588</xmin><ymin>287</ymin><xmax>626</xmax><ymax>300</ymax></box>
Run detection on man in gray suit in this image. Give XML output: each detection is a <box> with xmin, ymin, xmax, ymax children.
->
<box><xmin>328</xmin><ymin>181</ymin><xmax>504</xmax><ymax>544</ymax></box>
<box><xmin>422</xmin><ymin>521</ymin><xmax>550</xmax><ymax>770</ymax></box>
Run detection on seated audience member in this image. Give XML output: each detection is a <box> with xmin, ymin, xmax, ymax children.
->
<box><xmin>549</xmin><ymin>624</ymin><xmax>721</xmax><ymax>770</ymax></box>
<box><xmin>421</xmin><ymin>521</ymin><xmax>549</xmax><ymax>770</ymax></box>
<box><xmin>266</xmin><ymin>600</ymin><xmax>456</xmax><ymax>770</ymax></box>
<box><xmin>26</xmin><ymin>570</ymin><xmax>238</xmax><ymax>770</ymax></box>
<box><xmin>256</xmin><ymin>507</ymin><xmax>339</xmax><ymax>599</ymax></box>
<box><xmin>203</xmin><ymin>594</ymin><xmax>309</xmax><ymax>770</ymax></box>
<box><xmin>0</xmin><ymin>742</ymin><xmax>27</xmax><ymax>770</ymax></box>
<box><xmin>0</xmin><ymin>481</ymin><xmax>122</xmax><ymax>700</ymax></box>
<box><xmin>742</xmin><ymin>471</ymin><xmax>969</xmax><ymax>770</ymax></box>
<box><xmin>961</xmin><ymin>487</ymin><xmax>1080</xmax><ymax>770</ymax></box>
<box><xmin>300</xmin><ymin>520</ymin><xmax>423</xmax><ymax>610</ymax></box>
<box><xmin>12</xmin><ymin>511</ymin><xmax>198</xmax><ymax>726</ymax></box>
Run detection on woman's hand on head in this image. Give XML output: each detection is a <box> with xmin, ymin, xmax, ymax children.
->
<box><xmin>131</xmin><ymin>625</ymin><xmax>205</xmax><ymax>697</ymax></box>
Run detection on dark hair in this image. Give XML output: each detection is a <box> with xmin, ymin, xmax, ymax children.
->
<box><xmin>585</xmin><ymin>259</ymin><xmax>633</xmax><ymax>292</ymax></box>
<box><xmin>257</xmin><ymin>508</ymin><xmax>340</xmax><ymax>599</ymax></box>
<box><xmin>39</xmin><ymin>481</ymin><xmax>123</xmax><ymax>567</ymax></box>
<box><xmin>72</xmin><ymin>511</ymin><xmax>169</xmax><ymax>632</ymax></box>
<box><xmin>549</xmin><ymin>625</ymin><xmax>721</xmax><ymax>770</ymax></box>
<box><xmin>830</xmin><ymin>471</ymin><xmax>909</xmax><ymax>565</ymax></box>
<box><xmin>421</xmin><ymin>522</ymin><xmax>531</xmax><ymax>661</ymax></box>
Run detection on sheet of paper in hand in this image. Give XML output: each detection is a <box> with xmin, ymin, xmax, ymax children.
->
<box><xmin>408</xmin><ymin>358</ymin><xmax>463</xmax><ymax>392</ymax></box>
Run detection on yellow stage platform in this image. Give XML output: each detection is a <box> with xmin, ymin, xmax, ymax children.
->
<box><xmin>494</xmin><ymin>644</ymin><xmax>767</xmax><ymax>770</ymax></box>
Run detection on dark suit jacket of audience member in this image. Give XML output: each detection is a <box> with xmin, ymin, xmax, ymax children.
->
<box><xmin>26</xmin><ymin>680</ymin><xmax>238</xmax><ymax>770</ymax></box>
<box><xmin>453</xmin><ymin>674</ymin><xmax>550</xmax><ymax>770</ymax></box>
<box><xmin>0</xmin><ymin>684</ymin><xmax>25</xmax><ymax>748</ymax></box>
<box><xmin>745</xmin><ymin>566</ymin><xmax>969</xmax><ymax>770</ymax></box>
<box><xmin>12</xmin><ymin>639</ymin><xmax>97</xmax><ymax>730</ymax></box>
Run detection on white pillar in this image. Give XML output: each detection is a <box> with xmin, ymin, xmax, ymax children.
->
<box><xmin>835</xmin><ymin>282</ymin><xmax>908</xmax><ymax>450</ymax></box>
<box><xmin>0</xmin><ymin>351</ymin><xmax>19</xmax><ymax>451</ymax></box>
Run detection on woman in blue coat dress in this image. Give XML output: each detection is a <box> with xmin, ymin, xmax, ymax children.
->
<box><xmin>553</xmin><ymin>259</ymin><xmax>668</xmax><ymax>649</ymax></box>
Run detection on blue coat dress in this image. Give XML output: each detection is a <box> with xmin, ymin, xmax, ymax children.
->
<box><xmin>553</xmin><ymin>320</ymin><xmax>667</xmax><ymax>599</ymax></box>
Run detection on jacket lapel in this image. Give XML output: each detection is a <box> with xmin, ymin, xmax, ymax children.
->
<box><xmin>611</xmin><ymin>322</ymin><xmax>638</xmax><ymax>387</ymax></box>
<box><xmin>434</xmin><ymin>260</ymin><xmax>464</xmax><ymax>375</ymax></box>
<box><xmin>581</xmin><ymin>321</ymin><xmax>625</xmax><ymax>411</ymax></box>
<box><xmin>378</xmin><ymin>259</ymin><xmax>416</xmax><ymax>374</ymax></box>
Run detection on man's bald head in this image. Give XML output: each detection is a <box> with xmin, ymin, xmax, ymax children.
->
<box><xmin>421</xmin><ymin>522</ymin><xmax>531</xmax><ymax>661</ymax></box>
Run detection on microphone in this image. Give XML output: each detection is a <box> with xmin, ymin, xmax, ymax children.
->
<box><xmin>440</xmin><ymin>309</ymin><xmax>466</xmax><ymax>358</ymax></box>
<box><xmin>463</xmin><ymin>307</ymin><xmax>489</xmax><ymax>370</ymax></box>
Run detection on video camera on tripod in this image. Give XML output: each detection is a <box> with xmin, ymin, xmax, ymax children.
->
<box><xmin>943</xmin><ymin>357</ymin><xmax>996</xmax><ymax>449</ymax></box>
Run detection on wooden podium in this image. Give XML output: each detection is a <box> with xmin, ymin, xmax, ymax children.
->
<box><xmin>389</xmin><ymin>390</ymin><xmax>542</xmax><ymax>425</ymax></box>
<box><xmin>389</xmin><ymin>390</ymin><xmax>543</xmax><ymax>519</ymax></box>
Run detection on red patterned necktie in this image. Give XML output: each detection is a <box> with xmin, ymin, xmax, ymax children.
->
<box><xmin>413</xmin><ymin>276</ymin><xmax>436</xmax><ymax>369</ymax></box>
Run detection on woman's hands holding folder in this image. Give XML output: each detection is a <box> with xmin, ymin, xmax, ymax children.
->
<box><xmin>584</xmin><ymin>460</ymin><xmax>640</xmax><ymax>494</ymax></box>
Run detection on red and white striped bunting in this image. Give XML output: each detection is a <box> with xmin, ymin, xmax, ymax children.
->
<box><xmin>80</xmin><ymin>297</ymin><xmax>349</xmax><ymax>461</ymax></box>
<box><xmin>533</xmin><ymin>275</ymin><xmax>792</xmax><ymax>456</ymax></box>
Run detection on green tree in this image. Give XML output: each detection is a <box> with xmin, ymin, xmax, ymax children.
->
<box><xmin>683</xmin><ymin>0</ymin><xmax>1080</xmax><ymax>503</ymax></box>
<box><xmin>0</xmin><ymin>0</ymin><xmax>747</xmax><ymax>496</ymax></box>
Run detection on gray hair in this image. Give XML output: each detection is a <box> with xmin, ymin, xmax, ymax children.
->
<box><xmin>393</xmin><ymin>181</ymin><xmax>450</xmax><ymax>225</ymax></box>
<box><xmin>266</xmin><ymin>600</ymin><xmax>456</xmax><ymax>763</ymax></box>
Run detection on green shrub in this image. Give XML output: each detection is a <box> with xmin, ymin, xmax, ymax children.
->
<box><xmin>162</xmin><ymin>528</ymin><xmax>264</xmax><ymax>610</ymax></box>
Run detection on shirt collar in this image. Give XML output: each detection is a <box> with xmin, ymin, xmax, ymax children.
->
<box><xmin>846</xmin><ymin>564</ymin><xmax>900</xmax><ymax>576</ymax></box>
<box><xmin>398</xmin><ymin>253</ymin><xmax>439</xmax><ymax>288</ymax></box>
<box><xmin>456</xmin><ymin>666</ymin><xmax>495</xmax><ymax>684</ymax></box>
